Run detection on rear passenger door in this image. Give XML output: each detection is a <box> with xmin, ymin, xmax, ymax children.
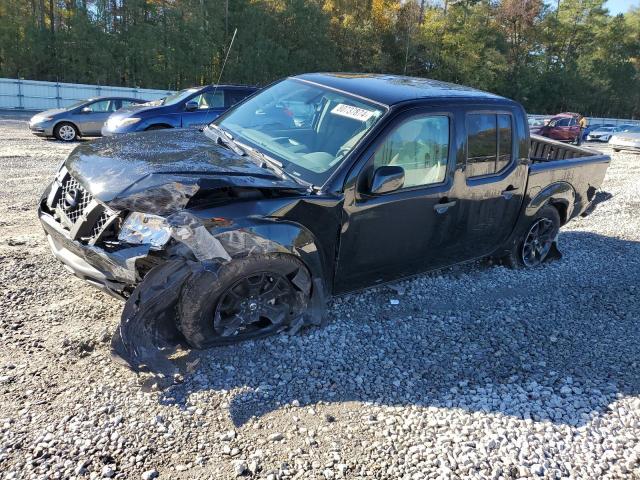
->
<box><xmin>456</xmin><ymin>111</ymin><xmax>526</xmax><ymax>258</ymax></box>
<box><xmin>75</xmin><ymin>99</ymin><xmax>118</xmax><ymax>135</ymax></box>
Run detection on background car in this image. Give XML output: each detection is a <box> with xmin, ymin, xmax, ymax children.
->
<box><xmin>528</xmin><ymin>117</ymin><xmax>549</xmax><ymax>135</ymax></box>
<box><xmin>609</xmin><ymin>126</ymin><xmax>640</xmax><ymax>152</ymax></box>
<box><xmin>538</xmin><ymin>113</ymin><xmax>581</xmax><ymax>142</ymax></box>
<box><xmin>101</xmin><ymin>84</ymin><xmax>258</xmax><ymax>135</ymax></box>
<box><xmin>28</xmin><ymin>97</ymin><xmax>147</xmax><ymax>141</ymax></box>
<box><xmin>587</xmin><ymin>126</ymin><xmax>621</xmax><ymax>142</ymax></box>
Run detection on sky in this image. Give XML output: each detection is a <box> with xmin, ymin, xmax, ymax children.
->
<box><xmin>606</xmin><ymin>0</ymin><xmax>639</xmax><ymax>15</ymax></box>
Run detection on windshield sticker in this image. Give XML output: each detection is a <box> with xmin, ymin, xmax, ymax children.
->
<box><xmin>330</xmin><ymin>104</ymin><xmax>375</xmax><ymax>122</ymax></box>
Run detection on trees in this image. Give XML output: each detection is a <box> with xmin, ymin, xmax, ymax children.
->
<box><xmin>0</xmin><ymin>0</ymin><xmax>638</xmax><ymax>117</ymax></box>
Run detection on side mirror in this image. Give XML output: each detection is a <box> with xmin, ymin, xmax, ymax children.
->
<box><xmin>81</xmin><ymin>107</ymin><xmax>92</xmax><ymax>114</ymax></box>
<box><xmin>185</xmin><ymin>101</ymin><xmax>198</xmax><ymax>111</ymax></box>
<box><xmin>370</xmin><ymin>165</ymin><xmax>404</xmax><ymax>195</ymax></box>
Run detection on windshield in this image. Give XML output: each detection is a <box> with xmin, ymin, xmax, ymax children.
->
<box><xmin>213</xmin><ymin>78</ymin><xmax>386</xmax><ymax>185</ymax></box>
<box><xmin>162</xmin><ymin>88</ymin><xmax>198</xmax><ymax>106</ymax></box>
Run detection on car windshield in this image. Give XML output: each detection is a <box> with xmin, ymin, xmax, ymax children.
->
<box><xmin>162</xmin><ymin>88</ymin><xmax>198</xmax><ymax>106</ymax></box>
<box><xmin>213</xmin><ymin>78</ymin><xmax>386</xmax><ymax>185</ymax></box>
<box><xmin>597</xmin><ymin>127</ymin><xmax>614</xmax><ymax>132</ymax></box>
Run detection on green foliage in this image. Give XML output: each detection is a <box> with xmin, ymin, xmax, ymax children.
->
<box><xmin>0</xmin><ymin>0</ymin><xmax>638</xmax><ymax>117</ymax></box>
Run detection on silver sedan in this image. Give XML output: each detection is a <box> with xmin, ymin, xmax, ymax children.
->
<box><xmin>609</xmin><ymin>126</ymin><xmax>640</xmax><ymax>153</ymax></box>
<box><xmin>28</xmin><ymin>97</ymin><xmax>147</xmax><ymax>141</ymax></box>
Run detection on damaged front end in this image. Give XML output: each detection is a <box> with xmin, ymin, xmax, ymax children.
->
<box><xmin>39</xmin><ymin>164</ymin><xmax>328</xmax><ymax>376</ymax></box>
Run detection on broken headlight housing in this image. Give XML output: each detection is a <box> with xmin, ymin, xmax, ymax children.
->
<box><xmin>118</xmin><ymin>212</ymin><xmax>171</xmax><ymax>248</ymax></box>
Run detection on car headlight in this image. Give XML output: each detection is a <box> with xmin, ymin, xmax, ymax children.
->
<box><xmin>118</xmin><ymin>212</ymin><xmax>171</xmax><ymax>248</ymax></box>
<box><xmin>31</xmin><ymin>116</ymin><xmax>53</xmax><ymax>123</ymax></box>
<box><xmin>115</xmin><ymin>117</ymin><xmax>142</xmax><ymax>128</ymax></box>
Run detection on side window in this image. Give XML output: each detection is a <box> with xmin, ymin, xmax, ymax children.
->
<box><xmin>497</xmin><ymin>114</ymin><xmax>512</xmax><ymax>172</ymax></box>
<box><xmin>373</xmin><ymin>115</ymin><xmax>449</xmax><ymax>189</ymax></box>
<box><xmin>192</xmin><ymin>91</ymin><xmax>225</xmax><ymax>109</ymax></box>
<box><xmin>555</xmin><ymin>118</ymin><xmax>570</xmax><ymax>127</ymax></box>
<box><xmin>86</xmin><ymin>100</ymin><xmax>116</xmax><ymax>113</ymax></box>
<box><xmin>225</xmin><ymin>90</ymin><xmax>251</xmax><ymax>108</ymax></box>
<box><xmin>466</xmin><ymin>113</ymin><xmax>513</xmax><ymax>178</ymax></box>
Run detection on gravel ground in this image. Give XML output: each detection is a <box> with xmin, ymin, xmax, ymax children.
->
<box><xmin>1</xmin><ymin>115</ymin><xmax>639</xmax><ymax>480</ymax></box>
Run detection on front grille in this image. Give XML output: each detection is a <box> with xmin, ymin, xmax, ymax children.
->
<box><xmin>45</xmin><ymin>167</ymin><xmax>120</xmax><ymax>244</ymax></box>
<box><xmin>56</xmin><ymin>176</ymin><xmax>93</xmax><ymax>224</ymax></box>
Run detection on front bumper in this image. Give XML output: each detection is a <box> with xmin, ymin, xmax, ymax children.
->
<box><xmin>29</xmin><ymin>121</ymin><xmax>53</xmax><ymax>137</ymax></box>
<box><xmin>39</xmin><ymin>207</ymin><xmax>150</xmax><ymax>299</ymax></box>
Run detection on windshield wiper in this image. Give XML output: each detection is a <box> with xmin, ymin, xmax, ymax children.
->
<box><xmin>235</xmin><ymin>140</ymin><xmax>313</xmax><ymax>189</ymax></box>
<box><xmin>206</xmin><ymin>124</ymin><xmax>246</xmax><ymax>156</ymax></box>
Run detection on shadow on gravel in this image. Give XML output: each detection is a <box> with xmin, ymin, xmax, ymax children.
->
<box><xmin>157</xmin><ymin>231</ymin><xmax>639</xmax><ymax>428</ymax></box>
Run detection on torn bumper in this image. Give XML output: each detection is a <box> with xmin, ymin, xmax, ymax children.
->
<box><xmin>39</xmin><ymin>209</ymin><xmax>145</xmax><ymax>299</ymax></box>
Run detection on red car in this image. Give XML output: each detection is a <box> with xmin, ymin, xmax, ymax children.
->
<box><xmin>538</xmin><ymin>113</ymin><xmax>581</xmax><ymax>143</ymax></box>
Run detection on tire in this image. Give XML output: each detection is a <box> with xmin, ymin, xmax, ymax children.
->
<box><xmin>54</xmin><ymin>122</ymin><xmax>78</xmax><ymax>142</ymax></box>
<box><xmin>613</xmin><ymin>148</ymin><xmax>621</xmax><ymax>152</ymax></box>
<box><xmin>500</xmin><ymin>205</ymin><xmax>561</xmax><ymax>268</ymax></box>
<box><xmin>145</xmin><ymin>125</ymin><xmax>170</xmax><ymax>131</ymax></box>
<box><xmin>178</xmin><ymin>254</ymin><xmax>311</xmax><ymax>349</ymax></box>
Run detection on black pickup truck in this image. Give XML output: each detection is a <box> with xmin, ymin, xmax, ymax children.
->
<box><xmin>38</xmin><ymin>73</ymin><xmax>610</xmax><ymax>368</ymax></box>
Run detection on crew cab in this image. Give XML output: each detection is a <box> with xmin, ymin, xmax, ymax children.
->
<box><xmin>101</xmin><ymin>84</ymin><xmax>258</xmax><ymax>135</ymax></box>
<box><xmin>38</xmin><ymin>73</ymin><xmax>610</xmax><ymax>368</ymax></box>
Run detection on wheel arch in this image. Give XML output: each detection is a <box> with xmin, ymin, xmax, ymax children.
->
<box><xmin>526</xmin><ymin>181</ymin><xmax>575</xmax><ymax>226</ymax></box>
<box><xmin>53</xmin><ymin>119</ymin><xmax>80</xmax><ymax>136</ymax></box>
<box><xmin>145</xmin><ymin>123</ymin><xmax>173</xmax><ymax>130</ymax></box>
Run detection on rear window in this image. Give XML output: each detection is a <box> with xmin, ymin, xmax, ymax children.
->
<box><xmin>466</xmin><ymin>113</ymin><xmax>513</xmax><ymax>178</ymax></box>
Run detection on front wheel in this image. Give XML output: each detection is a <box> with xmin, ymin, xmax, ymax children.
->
<box><xmin>178</xmin><ymin>255</ymin><xmax>311</xmax><ymax>348</ymax></box>
<box><xmin>54</xmin><ymin>122</ymin><xmax>78</xmax><ymax>142</ymax></box>
<box><xmin>500</xmin><ymin>205</ymin><xmax>561</xmax><ymax>268</ymax></box>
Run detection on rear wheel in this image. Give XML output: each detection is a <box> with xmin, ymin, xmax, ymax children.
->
<box><xmin>178</xmin><ymin>255</ymin><xmax>311</xmax><ymax>348</ymax></box>
<box><xmin>54</xmin><ymin>122</ymin><xmax>78</xmax><ymax>142</ymax></box>
<box><xmin>500</xmin><ymin>205</ymin><xmax>561</xmax><ymax>268</ymax></box>
<box><xmin>145</xmin><ymin>125</ymin><xmax>170</xmax><ymax>131</ymax></box>
<box><xmin>613</xmin><ymin>148</ymin><xmax>621</xmax><ymax>152</ymax></box>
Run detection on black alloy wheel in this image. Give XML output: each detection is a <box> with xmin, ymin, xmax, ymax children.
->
<box><xmin>213</xmin><ymin>272</ymin><xmax>295</xmax><ymax>338</ymax></box>
<box><xmin>521</xmin><ymin>217</ymin><xmax>556</xmax><ymax>267</ymax></box>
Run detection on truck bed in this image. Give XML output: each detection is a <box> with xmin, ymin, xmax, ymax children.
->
<box><xmin>527</xmin><ymin>134</ymin><xmax>611</xmax><ymax>220</ymax></box>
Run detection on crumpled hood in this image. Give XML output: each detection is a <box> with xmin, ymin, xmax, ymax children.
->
<box><xmin>65</xmin><ymin>128</ymin><xmax>304</xmax><ymax>214</ymax></box>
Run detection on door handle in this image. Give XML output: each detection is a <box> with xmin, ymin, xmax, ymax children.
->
<box><xmin>433</xmin><ymin>200</ymin><xmax>457</xmax><ymax>214</ymax></box>
<box><xmin>501</xmin><ymin>186</ymin><xmax>520</xmax><ymax>200</ymax></box>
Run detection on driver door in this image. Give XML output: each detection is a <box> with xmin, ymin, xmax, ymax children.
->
<box><xmin>181</xmin><ymin>90</ymin><xmax>226</xmax><ymax>128</ymax></box>
<box><xmin>75</xmin><ymin>99</ymin><xmax>117</xmax><ymax>135</ymax></box>
<box><xmin>334</xmin><ymin>109</ymin><xmax>462</xmax><ymax>293</ymax></box>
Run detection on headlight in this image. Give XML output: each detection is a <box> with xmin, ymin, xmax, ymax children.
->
<box><xmin>31</xmin><ymin>116</ymin><xmax>53</xmax><ymax>123</ymax></box>
<box><xmin>115</xmin><ymin>117</ymin><xmax>142</xmax><ymax>128</ymax></box>
<box><xmin>118</xmin><ymin>212</ymin><xmax>171</xmax><ymax>248</ymax></box>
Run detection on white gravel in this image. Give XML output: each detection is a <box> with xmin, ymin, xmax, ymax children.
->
<box><xmin>1</xmin><ymin>115</ymin><xmax>639</xmax><ymax>479</ymax></box>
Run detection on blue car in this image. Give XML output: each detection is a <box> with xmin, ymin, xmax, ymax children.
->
<box><xmin>101</xmin><ymin>84</ymin><xmax>258</xmax><ymax>136</ymax></box>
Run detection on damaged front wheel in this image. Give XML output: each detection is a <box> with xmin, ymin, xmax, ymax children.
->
<box><xmin>178</xmin><ymin>254</ymin><xmax>311</xmax><ymax>348</ymax></box>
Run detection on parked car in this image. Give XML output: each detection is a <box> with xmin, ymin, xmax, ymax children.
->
<box><xmin>37</xmin><ymin>73</ymin><xmax>610</xmax><ymax>368</ymax></box>
<box><xmin>587</xmin><ymin>126</ymin><xmax>621</xmax><ymax>142</ymax></box>
<box><xmin>29</xmin><ymin>97</ymin><xmax>147</xmax><ymax>141</ymax></box>
<box><xmin>609</xmin><ymin>126</ymin><xmax>640</xmax><ymax>152</ymax></box>
<box><xmin>528</xmin><ymin>117</ymin><xmax>549</xmax><ymax>135</ymax></box>
<box><xmin>538</xmin><ymin>113</ymin><xmax>581</xmax><ymax>143</ymax></box>
<box><xmin>101</xmin><ymin>84</ymin><xmax>258</xmax><ymax>136</ymax></box>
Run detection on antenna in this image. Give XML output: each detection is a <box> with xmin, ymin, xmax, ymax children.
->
<box><xmin>204</xmin><ymin>28</ymin><xmax>238</xmax><ymax>127</ymax></box>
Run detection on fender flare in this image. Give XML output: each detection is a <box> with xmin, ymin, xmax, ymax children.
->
<box><xmin>526</xmin><ymin>181</ymin><xmax>576</xmax><ymax>225</ymax></box>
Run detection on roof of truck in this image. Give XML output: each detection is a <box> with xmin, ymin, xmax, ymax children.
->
<box><xmin>293</xmin><ymin>73</ymin><xmax>509</xmax><ymax>106</ymax></box>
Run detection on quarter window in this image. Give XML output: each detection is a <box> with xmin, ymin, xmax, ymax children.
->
<box><xmin>373</xmin><ymin>115</ymin><xmax>449</xmax><ymax>189</ymax></box>
<box><xmin>466</xmin><ymin>113</ymin><xmax>513</xmax><ymax>178</ymax></box>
